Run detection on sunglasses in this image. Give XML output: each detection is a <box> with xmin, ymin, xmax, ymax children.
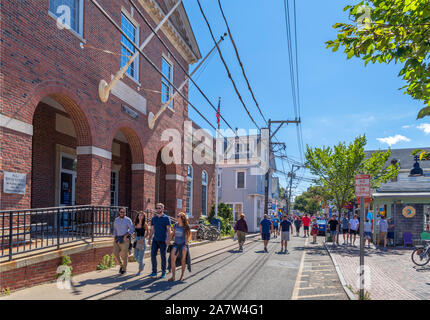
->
<box><xmin>156</xmin><ymin>207</ymin><xmax>162</xmax><ymax>210</ymax></box>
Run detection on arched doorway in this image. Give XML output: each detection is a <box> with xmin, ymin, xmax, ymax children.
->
<box><xmin>110</xmin><ymin>127</ymin><xmax>144</xmax><ymax>212</ymax></box>
<box><xmin>31</xmin><ymin>94</ymin><xmax>92</xmax><ymax>208</ymax></box>
<box><xmin>155</xmin><ymin>150</ymin><xmax>178</xmax><ymax>217</ymax></box>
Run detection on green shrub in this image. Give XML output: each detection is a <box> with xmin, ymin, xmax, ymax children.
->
<box><xmin>97</xmin><ymin>254</ymin><xmax>116</xmax><ymax>270</ymax></box>
<box><xmin>1</xmin><ymin>288</ymin><xmax>11</xmax><ymax>296</ymax></box>
<box><xmin>56</xmin><ymin>255</ymin><xmax>73</xmax><ymax>279</ymax></box>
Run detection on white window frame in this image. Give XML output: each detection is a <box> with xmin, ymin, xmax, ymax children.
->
<box><xmin>161</xmin><ymin>55</ymin><xmax>174</xmax><ymax>110</ymax></box>
<box><xmin>48</xmin><ymin>0</ymin><xmax>84</xmax><ymax>40</ymax></box>
<box><xmin>186</xmin><ymin>165</ymin><xmax>193</xmax><ymax>217</ymax></box>
<box><xmin>235</xmin><ymin>170</ymin><xmax>246</xmax><ymax>189</ymax></box>
<box><xmin>201</xmin><ymin>170</ymin><xmax>208</xmax><ymax>217</ymax></box>
<box><xmin>226</xmin><ymin>202</ymin><xmax>243</xmax><ymax>221</ymax></box>
<box><xmin>120</xmin><ymin>12</ymin><xmax>139</xmax><ymax>83</ymax></box>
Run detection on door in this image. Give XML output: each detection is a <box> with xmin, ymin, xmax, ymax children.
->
<box><xmin>59</xmin><ymin>153</ymin><xmax>77</xmax><ymax>228</ymax></box>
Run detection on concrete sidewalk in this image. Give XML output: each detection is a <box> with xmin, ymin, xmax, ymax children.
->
<box><xmin>325</xmin><ymin>241</ymin><xmax>430</xmax><ymax>300</ymax></box>
<box><xmin>0</xmin><ymin>234</ymin><xmax>259</xmax><ymax>300</ymax></box>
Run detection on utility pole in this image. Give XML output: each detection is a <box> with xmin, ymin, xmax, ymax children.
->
<box><xmin>264</xmin><ymin>118</ymin><xmax>300</xmax><ymax>217</ymax></box>
<box><xmin>286</xmin><ymin>164</ymin><xmax>300</xmax><ymax>215</ymax></box>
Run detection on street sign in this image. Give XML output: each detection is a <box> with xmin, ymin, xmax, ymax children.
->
<box><xmin>355</xmin><ymin>174</ymin><xmax>371</xmax><ymax>197</ymax></box>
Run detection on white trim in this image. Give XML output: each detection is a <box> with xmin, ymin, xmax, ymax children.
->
<box><xmin>225</xmin><ymin>202</ymin><xmax>243</xmax><ymax>221</ymax></box>
<box><xmin>131</xmin><ymin>163</ymin><xmax>156</xmax><ymax>173</ymax></box>
<box><xmin>0</xmin><ymin>114</ymin><xmax>33</xmax><ymax>136</ymax></box>
<box><xmin>161</xmin><ymin>55</ymin><xmax>174</xmax><ymax>110</ymax></box>
<box><xmin>235</xmin><ymin>170</ymin><xmax>246</xmax><ymax>189</ymax></box>
<box><xmin>76</xmin><ymin>146</ymin><xmax>112</xmax><ymax>160</ymax></box>
<box><xmin>165</xmin><ymin>174</ymin><xmax>184</xmax><ymax>182</ymax></box>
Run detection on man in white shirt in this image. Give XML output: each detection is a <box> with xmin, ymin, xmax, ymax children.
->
<box><xmin>348</xmin><ymin>214</ymin><xmax>360</xmax><ymax>246</ymax></box>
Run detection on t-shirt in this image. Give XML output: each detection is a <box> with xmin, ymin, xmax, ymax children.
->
<box><xmin>379</xmin><ymin>219</ymin><xmax>388</xmax><ymax>232</ymax></box>
<box><xmin>349</xmin><ymin>218</ymin><xmax>359</xmax><ymax>231</ymax></box>
<box><xmin>280</xmin><ymin>220</ymin><xmax>292</xmax><ymax>232</ymax></box>
<box><xmin>302</xmin><ymin>216</ymin><xmax>311</xmax><ymax>227</ymax></box>
<box><xmin>151</xmin><ymin>213</ymin><xmax>171</xmax><ymax>241</ymax></box>
<box><xmin>388</xmin><ymin>220</ymin><xmax>395</xmax><ymax>233</ymax></box>
<box><xmin>273</xmin><ymin>218</ymin><xmax>280</xmax><ymax>227</ymax></box>
<box><xmin>174</xmin><ymin>223</ymin><xmax>186</xmax><ymax>245</ymax></box>
<box><xmin>364</xmin><ymin>221</ymin><xmax>372</xmax><ymax>233</ymax></box>
<box><xmin>328</xmin><ymin>220</ymin><xmax>339</xmax><ymax>231</ymax></box>
<box><xmin>341</xmin><ymin>217</ymin><xmax>349</xmax><ymax>229</ymax></box>
<box><xmin>260</xmin><ymin>219</ymin><xmax>272</xmax><ymax>234</ymax></box>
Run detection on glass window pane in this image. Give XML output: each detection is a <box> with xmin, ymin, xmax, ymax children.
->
<box><xmin>201</xmin><ymin>185</ymin><xmax>207</xmax><ymax>215</ymax></box>
<box><xmin>62</xmin><ymin>157</ymin><xmax>76</xmax><ymax>171</ymax></box>
<box><xmin>49</xmin><ymin>0</ymin><xmax>80</xmax><ymax>34</ymax></box>
<box><xmin>237</xmin><ymin>172</ymin><xmax>244</xmax><ymax>188</ymax></box>
<box><xmin>121</xmin><ymin>14</ymin><xmax>138</xmax><ymax>80</ymax></box>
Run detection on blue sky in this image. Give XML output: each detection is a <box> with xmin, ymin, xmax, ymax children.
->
<box><xmin>182</xmin><ymin>0</ymin><xmax>429</xmax><ymax>194</ymax></box>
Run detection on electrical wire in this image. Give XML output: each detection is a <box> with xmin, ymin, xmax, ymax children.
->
<box><xmin>128</xmin><ymin>0</ymin><xmax>236</xmax><ymax>132</ymax></box>
<box><xmin>196</xmin><ymin>0</ymin><xmax>261</xmax><ymax>130</ymax></box>
<box><xmin>217</xmin><ymin>0</ymin><xmax>268</xmax><ymax>126</ymax></box>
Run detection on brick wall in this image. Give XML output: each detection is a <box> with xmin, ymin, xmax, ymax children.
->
<box><xmin>0</xmin><ymin>245</ymin><xmax>113</xmax><ymax>292</ymax></box>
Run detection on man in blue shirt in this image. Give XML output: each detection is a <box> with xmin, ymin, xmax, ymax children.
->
<box><xmin>260</xmin><ymin>214</ymin><xmax>273</xmax><ymax>253</ymax></box>
<box><xmin>113</xmin><ymin>207</ymin><xmax>134</xmax><ymax>274</ymax></box>
<box><xmin>280</xmin><ymin>215</ymin><xmax>293</xmax><ymax>253</ymax></box>
<box><xmin>148</xmin><ymin>203</ymin><xmax>171</xmax><ymax>278</ymax></box>
<box><xmin>272</xmin><ymin>214</ymin><xmax>280</xmax><ymax>238</ymax></box>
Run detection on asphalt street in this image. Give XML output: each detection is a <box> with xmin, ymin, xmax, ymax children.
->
<box><xmin>106</xmin><ymin>235</ymin><xmax>347</xmax><ymax>300</ymax></box>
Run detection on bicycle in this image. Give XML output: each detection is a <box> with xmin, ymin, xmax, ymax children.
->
<box><xmin>411</xmin><ymin>240</ymin><xmax>430</xmax><ymax>266</ymax></box>
<box><xmin>194</xmin><ymin>221</ymin><xmax>220</xmax><ymax>241</ymax></box>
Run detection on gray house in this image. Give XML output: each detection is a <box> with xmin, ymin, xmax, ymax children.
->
<box><xmin>217</xmin><ymin>134</ymin><xmax>278</xmax><ymax>232</ymax></box>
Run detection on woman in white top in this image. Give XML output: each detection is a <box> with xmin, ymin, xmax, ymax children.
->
<box><xmin>348</xmin><ymin>215</ymin><xmax>360</xmax><ymax>246</ymax></box>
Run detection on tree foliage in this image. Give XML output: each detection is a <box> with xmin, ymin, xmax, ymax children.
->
<box><xmin>326</xmin><ymin>0</ymin><xmax>430</xmax><ymax>119</ymax></box>
<box><xmin>305</xmin><ymin>135</ymin><xmax>399</xmax><ymax>213</ymax></box>
<box><xmin>412</xmin><ymin>148</ymin><xmax>430</xmax><ymax>160</ymax></box>
<box><xmin>293</xmin><ymin>186</ymin><xmax>325</xmax><ymax>214</ymax></box>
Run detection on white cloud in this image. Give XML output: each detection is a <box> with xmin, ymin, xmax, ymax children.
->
<box><xmin>402</xmin><ymin>125</ymin><xmax>412</xmax><ymax>129</ymax></box>
<box><xmin>417</xmin><ymin>123</ymin><xmax>430</xmax><ymax>135</ymax></box>
<box><xmin>376</xmin><ymin>134</ymin><xmax>411</xmax><ymax>146</ymax></box>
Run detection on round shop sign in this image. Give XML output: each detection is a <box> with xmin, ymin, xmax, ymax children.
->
<box><xmin>402</xmin><ymin>206</ymin><xmax>416</xmax><ymax>218</ymax></box>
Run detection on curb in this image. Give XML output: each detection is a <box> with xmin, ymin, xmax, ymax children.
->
<box><xmin>324</xmin><ymin>242</ymin><xmax>357</xmax><ymax>300</ymax></box>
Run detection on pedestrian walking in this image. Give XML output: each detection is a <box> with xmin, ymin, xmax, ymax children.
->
<box><xmin>260</xmin><ymin>214</ymin><xmax>273</xmax><ymax>253</ymax></box>
<box><xmin>302</xmin><ymin>213</ymin><xmax>311</xmax><ymax>237</ymax></box>
<box><xmin>340</xmin><ymin>213</ymin><xmax>349</xmax><ymax>245</ymax></box>
<box><xmin>348</xmin><ymin>214</ymin><xmax>359</xmax><ymax>246</ymax></box>
<box><xmin>378</xmin><ymin>215</ymin><xmax>388</xmax><ymax>251</ymax></box>
<box><xmin>310</xmin><ymin>218</ymin><xmax>319</xmax><ymax>244</ymax></box>
<box><xmin>280</xmin><ymin>215</ymin><xmax>293</xmax><ymax>253</ymax></box>
<box><xmin>133</xmin><ymin>211</ymin><xmax>148</xmax><ymax>275</ymax></box>
<box><xmin>147</xmin><ymin>203</ymin><xmax>171</xmax><ymax>279</ymax></box>
<box><xmin>387</xmin><ymin>217</ymin><xmax>395</xmax><ymax>247</ymax></box>
<box><xmin>233</xmin><ymin>213</ymin><xmax>248</xmax><ymax>252</ymax></box>
<box><xmin>294</xmin><ymin>215</ymin><xmax>302</xmax><ymax>237</ymax></box>
<box><xmin>364</xmin><ymin>218</ymin><xmax>373</xmax><ymax>248</ymax></box>
<box><xmin>168</xmin><ymin>212</ymin><xmax>191</xmax><ymax>282</ymax></box>
<box><xmin>328</xmin><ymin>215</ymin><xmax>339</xmax><ymax>247</ymax></box>
<box><xmin>113</xmin><ymin>208</ymin><xmax>135</xmax><ymax>275</ymax></box>
<box><xmin>272</xmin><ymin>214</ymin><xmax>280</xmax><ymax>238</ymax></box>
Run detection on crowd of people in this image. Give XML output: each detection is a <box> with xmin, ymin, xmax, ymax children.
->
<box><xmin>112</xmin><ymin>203</ymin><xmax>191</xmax><ymax>281</ymax></box>
<box><xmin>112</xmin><ymin>205</ymin><xmax>395</xmax><ymax>281</ymax></box>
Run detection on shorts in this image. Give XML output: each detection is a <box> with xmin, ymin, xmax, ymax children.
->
<box><xmin>273</xmin><ymin>225</ymin><xmax>279</xmax><ymax>231</ymax></box>
<box><xmin>311</xmin><ymin>228</ymin><xmax>318</xmax><ymax>236</ymax></box>
<box><xmin>262</xmin><ymin>233</ymin><xmax>270</xmax><ymax>241</ymax></box>
<box><xmin>342</xmin><ymin>228</ymin><xmax>349</xmax><ymax>234</ymax></box>
<box><xmin>349</xmin><ymin>229</ymin><xmax>357</xmax><ymax>235</ymax></box>
<box><xmin>304</xmin><ymin>226</ymin><xmax>309</xmax><ymax>231</ymax></box>
<box><xmin>330</xmin><ymin>230</ymin><xmax>338</xmax><ymax>236</ymax></box>
<box><xmin>379</xmin><ymin>231</ymin><xmax>387</xmax><ymax>239</ymax></box>
<box><xmin>281</xmin><ymin>232</ymin><xmax>290</xmax><ymax>241</ymax></box>
<box><xmin>387</xmin><ymin>232</ymin><xmax>394</xmax><ymax>239</ymax></box>
<box><xmin>237</xmin><ymin>230</ymin><xmax>246</xmax><ymax>243</ymax></box>
<box><xmin>364</xmin><ymin>232</ymin><xmax>372</xmax><ymax>239</ymax></box>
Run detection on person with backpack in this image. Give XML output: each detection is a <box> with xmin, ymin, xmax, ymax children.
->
<box><xmin>234</xmin><ymin>214</ymin><xmax>248</xmax><ymax>252</ymax></box>
<box><xmin>294</xmin><ymin>215</ymin><xmax>302</xmax><ymax>237</ymax></box>
<box><xmin>310</xmin><ymin>218</ymin><xmax>319</xmax><ymax>244</ymax></box>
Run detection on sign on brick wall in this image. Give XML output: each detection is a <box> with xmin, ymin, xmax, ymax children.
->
<box><xmin>3</xmin><ymin>171</ymin><xmax>26</xmax><ymax>194</ymax></box>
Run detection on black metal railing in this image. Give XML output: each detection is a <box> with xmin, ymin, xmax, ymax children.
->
<box><xmin>0</xmin><ymin>205</ymin><xmax>128</xmax><ymax>261</ymax></box>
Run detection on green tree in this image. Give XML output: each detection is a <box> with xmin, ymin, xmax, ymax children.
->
<box><xmin>326</xmin><ymin>0</ymin><xmax>430</xmax><ymax>119</ymax></box>
<box><xmin>412</xmin><ymin>149</ymin><xmax>430</xmax><ymax>160</ymax></box>
<box><xmin>305</xmin><ymin>135</ymin><xmax>399</xmax><ymax>214</ymax></box>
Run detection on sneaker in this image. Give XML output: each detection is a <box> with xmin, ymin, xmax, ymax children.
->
<box><xmin>285</xmin><ymin>249</ymin><xmax>288</xmax><ymax>254</ymax></box>
<box><xmin>160</xmin><ymin>272</ymin><xmax>166</xmax><ymax>279</ymax></box>
<box><xmin>120</xmin><ymin>268</ymin><xmax>126</xmax><ymax>275</ymax></box>
<box><xmin>149</xmin><ymin>272</ymin><xmax>157</xmax><ymax>277</ymax></box>
<box><xmin>264</xmin><ymin>247</ymin><xmax>268</xmax><ymax>253</ymax></box>
<box><xmin>119</xmin><ymin>267</ymin><xmax>123</xmax><ymax>274</ymax></box>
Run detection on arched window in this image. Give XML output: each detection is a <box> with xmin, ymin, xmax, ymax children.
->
<box><xmin>202</xmin><ymin>171</ymin><xmax>208</xmax><ymax>216</ymax></box>
<box><xmin>186</xmin><ymin>165</ymin><xmax>193</xmax><ymax>217</ymax></box>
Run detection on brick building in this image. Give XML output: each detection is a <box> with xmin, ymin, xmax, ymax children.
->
<box><xmin>0</xmin><ymin>0</ymin><xmax>215</xmax><ymax>221</ymax></box>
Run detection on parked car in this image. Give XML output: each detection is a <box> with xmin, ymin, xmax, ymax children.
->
<box><xmin>317</xmin><ymin>219</ymin><xmax>327</xmax><ymax>235</ymax></box>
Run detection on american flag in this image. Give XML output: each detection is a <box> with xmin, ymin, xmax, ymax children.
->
<box><xmin>216</xmin><ymin>97</ymin><xmax>221</xmax><ymax>129</ymax></box>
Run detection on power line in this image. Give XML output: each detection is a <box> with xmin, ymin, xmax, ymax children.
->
<box><xmin>217</xmin><ymin>0</ymin><xmax>268</xmax><ymax>126</ymax></box>
<box><xmin>91</xmin><ymin>0</ymin><xmax>220</xmax><ymax>132</ymax></box>
<box><xmin>128</xmin><ymin>0</ymin><xmax>236</xmax><ymax>132</ymax></box>
<box><xmin>196</xmin><ymin>0</ymin><xmax>261</xmax><ymax>130</ymax></box>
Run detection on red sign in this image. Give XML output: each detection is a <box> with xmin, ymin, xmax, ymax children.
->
<box><xmin>355</xmin><ymin>174</ymin><xmax>371</xmax><ymax>197</ymax></box>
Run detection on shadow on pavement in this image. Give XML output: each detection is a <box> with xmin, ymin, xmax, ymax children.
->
<box><xmin>74</xmin><ymin>273</ymin><xmax>136</xmax><ymax>287</ymax></box>
<box><xmin>412</xmin><ymin>265</ymin><xmax>430</xmax><ymax>273</ymax></box>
